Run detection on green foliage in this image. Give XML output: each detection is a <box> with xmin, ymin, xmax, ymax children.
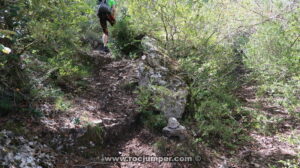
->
<box><xmin>122</xmin><ymin>0</ymin><xmax>252</xmax><ymax>147</ymax></box>
<box><xmin>285</xmin><ymin>133</ymin><xmax>300</xmax><ymax>147</ymax></box>
<box><xmin>73</xmin><ymin>117</ymin><xmax>81</xmax><ymax>125</ymax></box>
<box><xmin>0</xmin><ymin>0</ymin><xmax>31</xmax><ymax>114</ymax></box>
<box><xmin>27</xmin><ymin>0</ymin><xmax>95</xmax><ymax>79</ymax></box>
<box><xmin>278</xmin><ymin>131</ymin><xmax>300</xmax><ymax>166</ymax></box>
<box><xmin>135</xmin><ymin>86</ymin><xmax>153</xmax><ymax>112</ymax></box>
<box><xmin>245</xmin><ymin>19</ymin><xmax>300</xmax><ymax>116</ymax></box>
<box><xmin>191</xmin><ymin>88</ymin><xmax>247</xmax><ymax>147</ymax></box>
<box><xmin>269</xmin><ymin>156</ymin><xmax>300</xmax><ymax>168</ymax></box>
<box><xmin>135</xmin><ymin>86</ymin><xmax>167</xmax><ymax>132</ymax></box>
<box><xmin>194</xmin><ymin>93</ymin><xmax>239</xmax><ymax>135</ymax></box>
<box><xmin>125</xmin><ymin>0</ymin><xmax>206</xmax><ymax>55</ymax></box>
<box><xmin>0</xmin><ymin>0</ymin><xmax>98</xmax><ymax>115</ymax></box>
<box><xmin>48</xmin><ymin>57</ymin><xmax>90</xmax><ymax>81</ymax></box>
<box><xmin>29</xmin><ymin>108</ymin><xmax>44</xmax><ymax>118</ymax></box>
<box><xmin>2</xmin><ymin>121</ymin><xmax>28</xmax><ymax>136</ymax></box>
<box><xmin>0</xmin><ymin>97</ymin><xmax>14</xmax><ymax>115</ymax></box>
<box><xmin>278</xmin><ymin>160</ymin><xmax>300</xmax><ymax>168</ymax></box>
<box><xmin>54</xmin><ymin>96</ymin><xmax>71</xmax><ymax>111</ymax></box>
<box><xmin>179</xmin><ymin>41</ymin><xmax>249</xmax><ymax>147</ymax></box>
<box><xmin>110</xmin><ymin>16</ymin><xmax>144</xmax><ymax>59</ymax></box>
<box><xmin>153</xmin><ymin>139</ymin><xmax>168</xmax><ymax>155</ymax></box>
<box><xmin>79</xmin><ymin>124</ymin><xmax>104</xmax><ymax>146</ymax></box>
<box><xmin>154</xmin><ymin>137</ymin><xmax>206</xmax><ymax>166</ymax></box>
<box><xmin>0</xmin><ymin>0</ymin><xmax>298</xmax><ymax>161</ymax></box>
<box><xmin>252</xmin><ymin>112</ymin><xmax>283</xmax><ymax>135</ymax></box>
<box><xmin>140</xmin><ymin>110</ymin><xmax>167</xmax><ymax>132</ymax></box>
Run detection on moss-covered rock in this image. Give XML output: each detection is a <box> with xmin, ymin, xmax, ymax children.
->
<box><xmin>136</xmin><ymin>37</ymin><xmax>188</xmax><ymax>119</ymax></box>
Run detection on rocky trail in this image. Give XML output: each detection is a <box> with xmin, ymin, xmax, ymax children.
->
<box><xmin>1</xmin><ymin>38</ymin><xmax>299</xmax><ymax>168</ymax></box>
<box><xmin>0</xmin><ymin>37</ymin><xmax>195</xmax><ymax>168</ymax></box>
<box><xmin>1</xmin><ymin>51</ymin><xmax>150</xmax><ymax>168</ymax></box>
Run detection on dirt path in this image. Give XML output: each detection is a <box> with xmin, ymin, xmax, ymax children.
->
<box><xmin>230</xmin><ymin>83</ymin><xmax>300</xmax><ymax>167</ymax></box>
<box><xmin>73</xmin><ymin>51</ymin><xmax>181</xmax><ymax>168</ymax></box>
<box><xmin>1</xmin><ymin>51</ymin><xmax>299</xmax><ymax>168</ymax></box>
<box><xmin>0</xmin><ymin>50</ymin><xmax>184</xmax><ymax>168</ymax></box>
<box><xmin>52</xmin><ymin>51</ymin><xmax>177</xmax><ymax>168</ymax></box>
<box><xmin>63</xmin><ymin>51</ymin><xmax>195</xmax><ymax>168</ymax></box>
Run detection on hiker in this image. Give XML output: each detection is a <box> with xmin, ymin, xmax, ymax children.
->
<box><xmin>97</xmin><ymin>0</ymin><xmax>116</xmax><ymax>53</ymax></box>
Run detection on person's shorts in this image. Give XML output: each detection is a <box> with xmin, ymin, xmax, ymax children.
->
<box><xmin>98</xmin><ymin>12</ymin><xmax>116</xmax><ymax>35</ymax></box>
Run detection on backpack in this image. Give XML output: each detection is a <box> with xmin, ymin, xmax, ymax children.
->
<box><xmin>98</xmin><ymin>0</ymin><xmax>111</xmax><ymax>14</ymax></box>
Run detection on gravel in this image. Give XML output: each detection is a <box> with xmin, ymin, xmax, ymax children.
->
<box><xmin>0</xmin><ymin>130</ymin><xmax>56</xmax><ymax>168</ymax></box>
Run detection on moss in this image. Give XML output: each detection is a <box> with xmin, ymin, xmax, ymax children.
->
<box><xmin>74</xmin><ymin>124</ymin><xmax>105</xmax><ymax>158</ymax></box>
<box><xmin>54</xmin><ymin>96</ymin><xmax>72</xmax><ymax>111</ymax></box>
<box><xmin>1</xmin><ymin>121</ymin><xmax>28</xmax><ymax>136</ymax></box>
<box><xmin>0</xmin><ymin>98</ymin><xmax>14</xmax><ymax>116</ymax></box>
<box><xmin>77</xmin><ymin>125</ymin><xmax>104</xmax><ymax>147</ymax></box>
<box><xmin>153</xmin><ymin>138</ymin><xmax>168</xmax><ymax>155</ymax></box>
<box><xmin>120</xmin><ymin>81</ymin><xmax>139</xmax><ymax>91</ymax></box>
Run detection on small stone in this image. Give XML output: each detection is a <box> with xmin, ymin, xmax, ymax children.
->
<box><xmin>89</xmin><ymin>141</ymin><xmax>95</xmax><ymax>147</ymax></box>
<box><xmin>167</xmin><ymin>117</ymin><xmax>180</xmax><ymax>129</ymax></box>
<box><xmin>0</xmin><ymin>130</ymin><xmax>55</xmax><ymax>168</ymax></box>
<box><xmin>163</xmin><ymin>117</ymin><xmax>187</xmax><ymax>141</ymax></box>
<box><xmin>56</xmin><ymin>145</ymin><xmax>63</xmax><ymax>151</ymax></box>
<box><xmin>92</xmin><ymin>119</ymin><xmax>103</xmax><ymax>125</ymax></box>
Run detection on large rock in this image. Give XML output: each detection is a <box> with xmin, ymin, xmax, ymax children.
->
<box><xmin>136</xmin><ymin>36</ymin><xmax>188</xmax><ymax>119</ymax></box>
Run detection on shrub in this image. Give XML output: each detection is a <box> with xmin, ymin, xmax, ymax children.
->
<box><xmin>245</xmin><ymin>21</ymin><xmax>300</xmax><ymax>115</ymax></box>
<box><xmin>180</xmin><ymin>43</ymin><xmax>250</xmax><ymax>147</ymax></box>
<box><xmin>0</xmin><ymin>97</ymin><xmax>14</xmax><ymax>116</ymax></box>
<box><xmin>54</xmin><ymin>96</ymin><xmax>71</xmax><ymax>111</ymax></box>
<box><xmin>110</xmin><ymin>16</ymin><xmax>144</xmax><ymax>59</ymax></box>
<box><xmin>135</xmin><ymin>86</ymin><xmax>167</xmax><ymax>132</ymax></box>
<box><xmin>191</xmin><ymin>88</ymin><xmax>245</xmax><ymax>147</ymax></box>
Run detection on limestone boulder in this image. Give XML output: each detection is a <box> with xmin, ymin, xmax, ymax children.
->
<box><xmin>136</xmin><ymin>36</ymin><xmax>188</xmax><ymax>119</ymax></box>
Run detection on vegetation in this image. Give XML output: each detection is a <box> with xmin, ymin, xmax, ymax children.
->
<box><xmin>1</xmin><ymin>0</ymin><xmax>96</xmax><ymax>114</ymax></box>
<box><xmin>121</xmin><ymin>0</ymin><xmax>299</xmax><ymax>146</ymax></box>
<box><xmin>0</xmin><ymin>0</ymin><xmax>299</xmax><ymax>167</ymax></box>
<box><xmin>136</xmin><ymin>86</ymin><xmax>167</xmax><ymax>132</ymax></box>
<box><xmin>109</xmin><ymin>16</ymin><xmax>144</xmax><ymax>59</ymax></box>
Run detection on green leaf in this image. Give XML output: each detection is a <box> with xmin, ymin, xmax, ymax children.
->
<box><xmin>0</xmin><ymin>29</ymin><xmax>16</xmax><ymax>35</ymax></box>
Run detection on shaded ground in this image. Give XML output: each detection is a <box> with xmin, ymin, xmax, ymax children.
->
<box><xmin>228</xmin><ymin>83</ymin><xmax>300</xmax><ymax>168</ymax></box>
<box><xmin>50</xmin><ymin>51</ymin><xmax>204</xmax><ymax>168</ymax></box>
<box><xmin>1</xmin><ymin>51</ymin><xmax>201</xmax><ymax>168</ymax></box>
<box><xmin>0</xmin><ymin>51</ymin><xmax>140</xmax><ymax>167</ymax></box>
<box><xmin>1</xmin><ymin>51</ymin><xmax>299</xmax><ymax>168</ymax></box>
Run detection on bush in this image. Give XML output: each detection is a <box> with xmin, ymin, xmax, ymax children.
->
<box><xmin>245</xmin><ymin>21</ymin><xmax>300</xmax><ymax>115</ymax></box>
<box><xmin>140</xmin><ymin>111</ymin><xmax>167</xmax><ymax>132</ymax></box>
<box><xmin>110</xmin><ymin>16</ymin><xmax>144</xmax><ymax>59</ymax></box>
<box><xmin>0</xmin><ymin>97</ymin><xmax>14</xmax><ymax>116</ymax></box>
<box><xmin>135</xmin><ymin>86</ymin><xmax>167</xmax><ymax>132</ymax></box>
<box><xmin>0</xmin><ymin>0</ymin><xmax>97</xmax><ymax>115</ymax></box>
<box><xmin>54</xmin><ymin>96</ymin><xmax>71</xmax><ymax>111</ymax></box>
<box><xmin>180</xmin><ymin>42</ymin><xmax>250</xmax><ymax>147</ymax></box>
<box><xmin>193</xmin><ymin>89</ymin><xmax>243</xmax><ymax>145</ymax></box>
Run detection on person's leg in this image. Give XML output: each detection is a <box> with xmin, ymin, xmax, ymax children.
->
<box><xmin>102</xmin><ymin>33</ymin><xmax>108</xmax><ymax>47</ymax></box>
<box><xmin>98</xmin><ymin>13</ymin><xmax>116</xmax><ymax>52</ymax></box>
<box><xmin>103</xmin><ymin>14</ymin><xmax>115</xmax><ymax>47</ymax></box>
<box><xmin>99</xmin><ymin>13</ymin><xmax>109</xmax><ymax>47</ymax></box>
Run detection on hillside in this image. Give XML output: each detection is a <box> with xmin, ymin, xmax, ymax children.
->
<box><xmin>1</xmin><ymin>0</ymin><xmax>299</xmax><ymax>168</ymax></box>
